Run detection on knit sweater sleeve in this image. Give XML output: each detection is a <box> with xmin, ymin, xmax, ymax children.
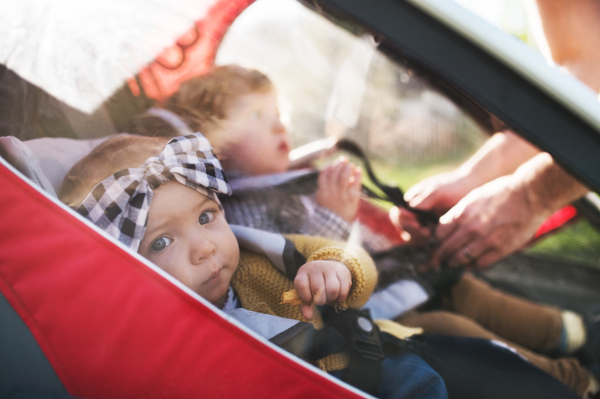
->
<box><xmin>283</xmin><ymin>234</ymin><xmax>377</xmax><ymax>309</ymax></box>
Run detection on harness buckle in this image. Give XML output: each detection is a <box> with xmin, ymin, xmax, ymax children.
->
<box><xmin>322</xmin><ymin>307</ymin><xmax>385</xmax><ymax>362</ymax></box>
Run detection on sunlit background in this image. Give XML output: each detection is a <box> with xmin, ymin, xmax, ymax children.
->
<box><xmin>217</xmin><ymin>0</ymin><xmax>543</xmax><ymax>189</ymax></box>
<box><xmin>216</xmin><ymin>0</ymin><xmax>600</xmax><ymax>268</ymax></box>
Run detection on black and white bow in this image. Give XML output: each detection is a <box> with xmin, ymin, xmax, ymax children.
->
<box><xmin>77</xmin><ymin>132</ymin><xmax>231</xmax><ymax>251</ymax></box>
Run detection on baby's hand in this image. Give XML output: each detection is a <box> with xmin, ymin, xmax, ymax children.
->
<box><xmin>316</xmin><ymin>156</ymin><xmax>362</xmax><ymax>222</ymax></box>
<box><xmin>293</xmin><ymin>260</ymin><xmax>352</xmax><ymax>320</ymax></box>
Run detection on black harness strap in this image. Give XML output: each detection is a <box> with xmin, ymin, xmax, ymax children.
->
<box><xmin>319</xmin><ymin>307</ymin><xmax>386</xmax><ymax>396</ymax></box>
<box><xmin>281</xmin><ymin>238</ymin><xmax>307</xmax><ymax>280</ymax></box>
<box><xmin>336</xmin><ymin>138</ymin><xmax>439</xmax><ymax>229</ymax></box>
<box><xmin>269</xmin><ymin>321</ymin><xmax>317</xmax><ymax>359</ymax></box>
<box><xmin>338</xmin><ymin>138</ymin><xmax>462</xmax><ymax>274</ymax></box>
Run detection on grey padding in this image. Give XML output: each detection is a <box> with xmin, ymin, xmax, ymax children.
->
<box><xmin>23</xmin><ymin>135</ymin><xmax>111</xmax><ymax>194</ymax></box>
<box><xmin>223</xmin><ymin>308</ymin><xmax>303</xmax><ymax>340</ymax></box>
<box><xmin>0</xmin><ymin>135</ymin><xmax>115</xmax><ymax>198</ymax></box>
<box><xmin>0</xmin><ymin>136</ymin><xmax>57</xmax><ymax>196</ymax></box>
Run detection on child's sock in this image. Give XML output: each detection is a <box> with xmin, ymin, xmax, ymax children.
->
<box><xmin>560</xmin><ymin>310</ymin><xmax>587</xmax><ymax>354</ymax></box>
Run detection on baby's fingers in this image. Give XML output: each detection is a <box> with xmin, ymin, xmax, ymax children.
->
<box><xmin>324</xmin><ymin>270</ymin><xmax>341</xmax><ymax>303</ymax></box>
<box><xmin>338</xmin><ymin>161</ymin><xmax>354</xmax><ymax>191</ymax></box>
<box><xmin>336</xmin><ymin>269</ymin><xmax>352</xmax><ymax>303</ymax></box>
<box><xmin>300</xmin><ymin>304</ymin><xmax>314</xmax><ymax>320</ymax></box>
<box><xmin>349</xmin><ymin>167</ymin><xmax>362</xmax><ymax>194</ymax></box>
<box><xmin>330</xmin><ymin>157</ymin><xmax>348</xmax><ymax>185</ymax></box>
<box><xmin>310</xmin><ymin>273</ymin><xmax>326</xmax><ymax>306</ymax></box>
<box><xmin>294</xmin><ymin>272</ymin><xmax>313</xmax><ymax>305</ymax></box>
<box><xmin>317</xmin><ymin>166</ymin><xmax>328</xmax><ymax>191</ymax></box>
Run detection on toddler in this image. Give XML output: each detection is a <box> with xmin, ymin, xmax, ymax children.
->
<box><xmin>147</xmin><ymin>64</ymin><xmax>598</xmax><ymax>398</ymax></box>
<box><xmin>60</xmin><ymin>132</ymin><xmax>447</xmax><ymax>399</ymax></box>
<box><xmin>160</xmin><ymin>65</ymin><xmax>365</xmax><ymax>242</ymax></box>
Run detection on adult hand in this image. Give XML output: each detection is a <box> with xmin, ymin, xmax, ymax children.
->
<box><xmin>433</xmin><ymin>174</ymin><xmax>550</xmax><ymax>268</ymax></box>
<box><xmin>390</xmin><ymin>168</ymin><xmax>481</xmax><ymax>244</ymax></box>
<box><xmin>316</xmin><ymin>156</ymin><xmax>362</xmax><ymax>222</ymax></box>
<box><xmin>392</xmin><ymin>131</ymin><xmax>542</xmax><ymax>245</ymax></box>
<box><xmin>294</xmin><ymin>260</ymin><xmax>352</xmax><ymax>320</ymax></box>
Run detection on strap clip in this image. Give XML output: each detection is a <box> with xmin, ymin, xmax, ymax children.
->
<box><xmin>322</xmin><ymin>307</ymin><xmax>385</xmax><ymax>362</ymax></box>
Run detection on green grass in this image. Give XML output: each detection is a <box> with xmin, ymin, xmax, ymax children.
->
<box><xmin>370</xmin><ymin>160</ymin><xmax>461</xmax><ymax>194</ymax></box>
<box><xmin>526</xmin><ymin>220</ymin><xmax>600</xmax><ymax>270</ymax></box>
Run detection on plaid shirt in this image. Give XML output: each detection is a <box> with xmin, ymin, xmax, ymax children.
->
<box><xmin>222</xmin><ymin>173</ymin><xmax>396</xmax><ymax>253</ymax></box>
<box><xmin>222</xmin><ymin>187</ymin><xmax>352</xmax><ymax>242</ymax></box>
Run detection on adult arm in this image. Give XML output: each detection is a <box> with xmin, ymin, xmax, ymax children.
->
<box><xmin>434</xmin><ymin>153</ymin><xmax>589</xmax><ymax>268</ymax></box>
<box><xmin>534</xmin><ymin>0</ymin><xmax>600</xmax><ymax>92</ymax></box>
<box><xmin>401</xmin><ymin>0</ymin><xmax>599</xmax><ymax>262</ymax></box>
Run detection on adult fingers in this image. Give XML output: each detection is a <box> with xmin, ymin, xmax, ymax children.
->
<box><xmin>475</xmin><ymin>248</ymin><xmax>503</xmax><ymax>269</ymax></box>
<box><xmin>408</xmin><ymin>188</ymin><xmax>444</xmax><ymax>213</ymax></box>
<box><xmin>473</xmin><ymin>232</ymin><xmax>529</xmax><ymax>269</ymax></box>
<box><xmin>450</xmin><ymin>239</ymin><xmax>489</xmax><ymax>266</ymax></box>
<box><xmin>389</xmin><ymin>206</ymin><xmax>401</xmax><ymax>229</ymax></box>
<box><xmin>404</xmin><ymin>180</ymin><xmax>427</xmax><ymax>203</ymax></box>
<box><xmin>436</xmin><ymin>211</ymin><xmax>461</xmax><ymax>241</ymax></box>
<box><xmin>397</xmin><ymin>208</ymin><xmax>432</xmax><ymax>241</ymax></box>
<box><xmin>435</xmin><ymin>216</ymin><xmax>472</xmax><ymax>265</ymax></box>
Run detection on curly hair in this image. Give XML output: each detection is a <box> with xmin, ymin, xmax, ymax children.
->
<box><xmin>165</xmin><ymin>65</ymin><xmax>274</xmax><ymax>135</ymax></box>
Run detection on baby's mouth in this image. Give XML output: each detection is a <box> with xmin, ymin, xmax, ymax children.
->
<box><xmin>204</xmin><ymin>269</ymin><xmax>221</xmax><ymax>285</ymax></box>
<box><xmin>279</xmin><ymin>141</ymin><xmax>290</xmax><ymax>154</ymax></box>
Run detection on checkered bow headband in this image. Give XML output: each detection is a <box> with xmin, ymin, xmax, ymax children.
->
<box><xmin>77</xmin><ymin>133</ymin><xmax>232</xmax><ymax>251</ymax></box>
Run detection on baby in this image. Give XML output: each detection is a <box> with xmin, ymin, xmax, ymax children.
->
<box><xmin>59</xmin><ymin>132</ymin><xmax>448</xmax><ymax>399</ymax></box>
<box><xmin>144</xmin><ymin>64</ymin><xmax>598</xmax><ymax>398</ymax></box>
<box><xmin>61</xmin><ymin>133</ymin><xmax>362</xmax><ymax>320</ymax></box>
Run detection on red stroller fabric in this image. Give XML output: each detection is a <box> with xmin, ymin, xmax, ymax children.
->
<box><xmin>132</xmin><ymin>0</ymin><xmax>256</xmax><ymax>102</ymax></box>
<box><xmin>0</xmin><ymin>162</ymin><xmax>365</xmax><ymax>399</ymax></box>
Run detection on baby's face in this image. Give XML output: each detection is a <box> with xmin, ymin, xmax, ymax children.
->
<box><xmin>138</xmin><ymin>181</ymin><xmax>239</xmax><ymax>308</ymax></box>
<box><xmin>218</xmin><ymin>89</ymin><xmax>292</xmax><ymax>176</ymax></box>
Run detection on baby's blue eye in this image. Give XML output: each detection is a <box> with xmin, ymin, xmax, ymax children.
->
<box><xmin>151</xmin><ymin>237</ymin><xmax>172</xmax><ymax>252</ymax></box>
<box><xmin>199</xmin><ymin>211</ymin><xmax>215</xmax><ymax>225</ymax></box>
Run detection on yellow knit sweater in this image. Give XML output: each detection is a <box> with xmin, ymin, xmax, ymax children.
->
<box><xmin>230</xmin><ymin>234</ymin><xmax>378</xmax><ymax>371</ymax></box>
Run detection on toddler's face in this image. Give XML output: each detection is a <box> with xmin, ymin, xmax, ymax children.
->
<box><xmin>218</xmin><ymin>89</ymin><xmax>292</xmax><ymax>176</ymax></box>
<box><xmin>138</xmin><ymin>181</ymin><xmax>239</xmax><ymax>308</ymax></box>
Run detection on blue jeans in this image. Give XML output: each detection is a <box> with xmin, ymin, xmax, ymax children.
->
<box><xmin>377</xmin><ymin>353</ymin><xmax>448</xmax><ymax>399</ymax></box>
<box><xmin>332</xmin><ymin>352</ymin><xmax>448</xmax><ymax>399</ymax></box>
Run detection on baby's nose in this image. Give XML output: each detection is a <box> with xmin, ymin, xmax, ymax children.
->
<box><xmin>191</xmin><ymin>237</ymin><xmax>216</xmax><ymax>263</ymax></box>
<box><xmin>273</xmin><ymin>120</ymin><xmax>286</xmax><ymax>134</ymax></box>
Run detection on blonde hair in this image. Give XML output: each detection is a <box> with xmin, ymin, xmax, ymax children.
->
<box><xmin>165</xmin><ymin>65</ymin><xmax>274</xmax><ymax>136</ymax></box>
<box><xmin>61</xmin><ymin>66</ymin><xmax>275</xmax><ymax>207</ymax></box>
<box><xmin>59</xmin><ymin>134</ymin><xmax>171</xmax><ymax>208</ymax></box>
